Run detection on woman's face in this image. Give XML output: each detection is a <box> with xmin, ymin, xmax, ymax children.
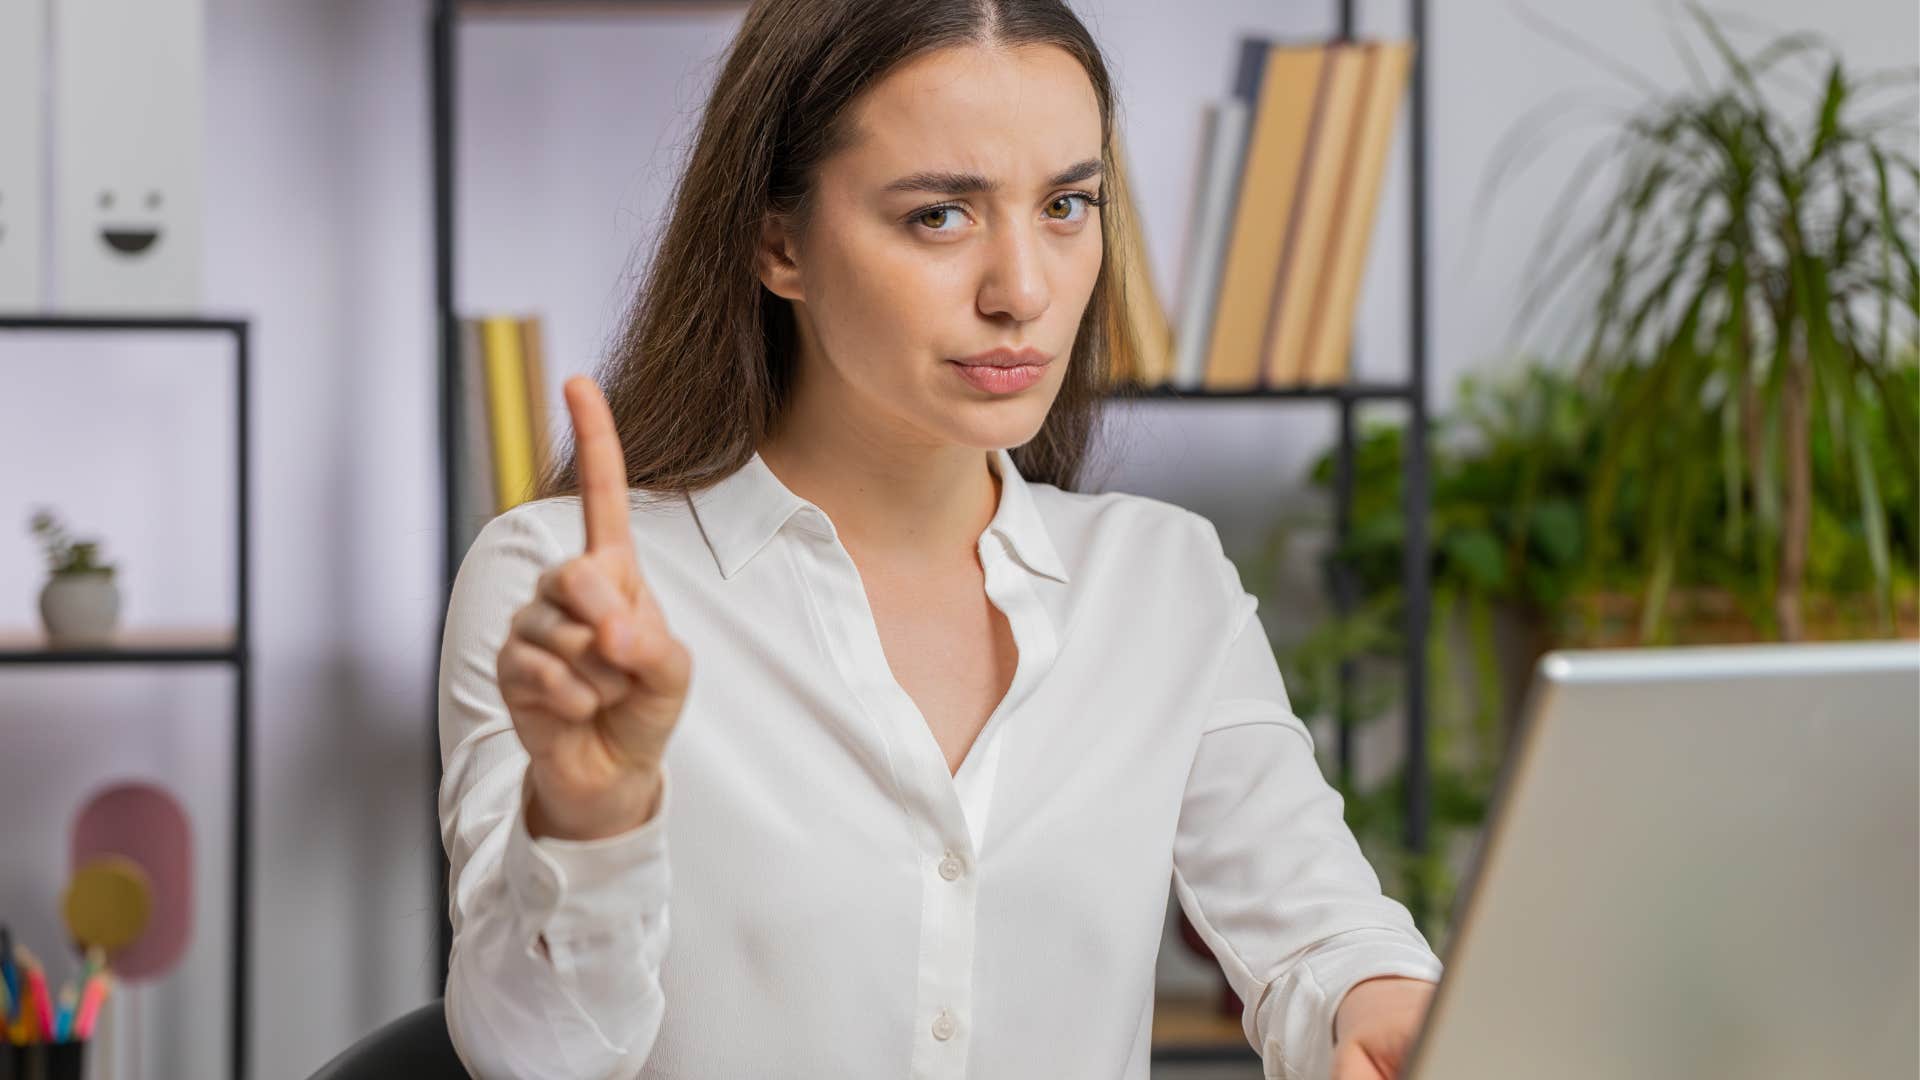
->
<box><xmin>758</xmin><ymin>42</ymin><xmax>1106</xmax><ymax>454</ymax></box>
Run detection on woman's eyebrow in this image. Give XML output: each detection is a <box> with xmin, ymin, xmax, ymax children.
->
<box><xmin>882</xmin><ymin>157</ymin><xmax>1104</xmax><ymax>195</ymax></box>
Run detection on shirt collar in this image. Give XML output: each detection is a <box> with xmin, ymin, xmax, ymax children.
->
<box><xmin>686</xmin><ymin>446</ymin><xmax>1070</xmax><ymax>585</ymax></box>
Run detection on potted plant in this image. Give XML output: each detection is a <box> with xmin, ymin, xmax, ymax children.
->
<box><xmin>1484</xmin><ymin>1</ymin><xmax>1919</xmax><ymax>643</ymax></box>
<box><xmin>28</xmin><ymin>508</ymin><xmax>122</xmax><ymax>647</ymax></box>
<box><xmin>1246</xmin><ymin>348</ymin><xmax>1916</xmax><ymax>942</ymax></box>
<box><xmin>1230</xmin><ymin>5</ymin><xmax>1918</xmax><ymax>940</ymax></box>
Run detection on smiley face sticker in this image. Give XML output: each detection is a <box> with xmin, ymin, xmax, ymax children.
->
<box><xmin>94</xmin><ymin>187</ymin><xmax>167</xmax><ymax>257</ymax></box>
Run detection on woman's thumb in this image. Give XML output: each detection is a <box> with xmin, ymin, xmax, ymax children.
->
<box><xmin>600</xmin><ymin>608</ymin><xmax>689</xmax><ymax>697</ymax></box>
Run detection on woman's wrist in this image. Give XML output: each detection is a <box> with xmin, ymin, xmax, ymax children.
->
<box><xmin>1332</xmin><ymin>974</ymin><xmax>1436</xmax><ymax>1044</ymax></box>
<box><xmin>525</xmin><ymin>765</ymin><xmax>663</xmax><ymax>842</ymax></box>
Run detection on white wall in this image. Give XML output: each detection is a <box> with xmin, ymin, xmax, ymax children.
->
<box><xmin>0</xmin><ymin>1</ymin><xmax>1911</xmax><ymax>1076</ymax></box>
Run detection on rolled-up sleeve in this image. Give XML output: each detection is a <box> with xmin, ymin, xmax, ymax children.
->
<box><xmin>438</xmin><ymin>505</ymin><xmax>673</xmax><ymax>1080</ymax></box>
<box><xmin>1171</xmin><ymin>522</ymin><xmax>1443</xmax><ymax>1080</ymax></box>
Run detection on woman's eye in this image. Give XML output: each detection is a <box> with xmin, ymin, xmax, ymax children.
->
<box><xmin>1044</xmin><ymin>192</ymin><xmax>1099</xmax><ymax>222</ymax></box>
<box><xmin>910</xmin><ymin>192</ymin><xmax>1102</xmax><ymax>236</ymax></box>
<box><xmin>914</xmin><ymin>206</ymin><xmax>965</xmax><ymax>233</ymax></box>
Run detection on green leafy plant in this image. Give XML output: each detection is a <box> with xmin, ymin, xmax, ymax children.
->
<box><xmin>1235</xmin><ymin>6</ymin><xmax>1920</xmax><ymax>934</ymax></box>
<box><xmin>1485</xmin><ymin>2</ymin><xmax>1920</xmax><ymax>642</ymax></box>
<box><xmin>28</xmin><ymin>508</ymin><xmax>116</xmax><ymax>576</ymax></box>
<box><xmin>1240</xmin><ymin>363</ymin><xmax>1611</xmax><ymax>932</ymax></box>
<box><xmin>1240</xmin><ymin>350</ymin><xmax>1916</xmax><ymax>934</ymax></box>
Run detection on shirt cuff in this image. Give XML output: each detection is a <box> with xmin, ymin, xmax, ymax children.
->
<box><xmin>1259</xmin><ymin>928</ymin><xmax>1444</xmax><ymax>1080</ymax></box>
<box><xmin>502</xmin><ymin>762</ymin><xmax>673</xmax><ymax>970</ymax></box>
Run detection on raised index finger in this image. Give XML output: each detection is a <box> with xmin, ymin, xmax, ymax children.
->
<box><xmin>564</xmin><ymin>375</ymin><xmax>635</xmax><ymax>563</ymax></box>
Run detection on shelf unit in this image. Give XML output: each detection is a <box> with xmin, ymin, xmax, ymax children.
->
<box><xmin>429</xmin><ymin>0</ymin><xmax>1432</xmax><ymax>1066</ymax></box>
<box><xmin>0</xmin><ymin>314</ymin><xmax>252</xmax><ymax>1080</ymax></box>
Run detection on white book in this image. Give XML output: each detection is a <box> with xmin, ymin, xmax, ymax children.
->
<box><xmin>1170</xmin><ymin>98</ymin><xmax>1250</xmax><ymax>390</ymax></box>
<box><xmin>54</xmin><ymin>0</ymin><xmax>204</xmax><ymax>313</ymax></box>
<box><xmin>0</xmin><ymin>0</ymin><xmax>47</xmax><ymax>311</ymax></box>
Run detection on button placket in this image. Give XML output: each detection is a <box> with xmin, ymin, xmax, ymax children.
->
<box><xmin>908</xmin><ymin>845</ymin><xmax>975</xmax><ymax>1077</ymax></box>
<box><xmin>798</xmin><ymin>525</ymin><xmax>980</xmax><ymax>1078</ymax></box>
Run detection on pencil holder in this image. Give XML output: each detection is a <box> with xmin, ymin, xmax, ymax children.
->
<box><xmin>0</xmin><ymin>1040</ymin><xmax>87</xmax><ymax>1080</ymax></box>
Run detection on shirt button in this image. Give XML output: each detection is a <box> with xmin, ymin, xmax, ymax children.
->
<box><xmin>938</xmin><ymin>852</ymin><xmax>964</xmax><ymax>881</ymax></box>
<box><xmin>931</xmin><ymin>1009</ymin><xmax>956</xmax><ymax>1040</ymax></box>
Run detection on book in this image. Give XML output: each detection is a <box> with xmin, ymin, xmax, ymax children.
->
<box><xmin>454</xmin><ymin>317</ymin><xmax>497</xmax><ymax>553</ymax></box>
<box><xmin>480</xmin><ymin>315</ymin><xmax>537</xmax><ymax>511</ymax></box>
<box><xmin>519</xmin><ymin>314</ymin><xmax>552</xmax><ymax>483</ymax></box>
<box><xmin>1298</xmin><ymin>41</ymin><xmax>1413</xmax><ymax>386</ymax></box>
<box><xmin>1201</xmin><ymin>40</ymin><xmax>1327</xmax><ymax>391</ymax></box>
<box><xmin>1259</xmin><ymin>43</ymin><xmax>1365</xmax><ymax>386</ymax></box>
<box><xmin>1169</xmin><ymin>97</ymin><xmax>1250</xmax><ymax>390</ymax></box>
<box><xmin>1108</xmin><ymin>129</ymin><xmax>1173</xmax><ymax>389</ymax></box>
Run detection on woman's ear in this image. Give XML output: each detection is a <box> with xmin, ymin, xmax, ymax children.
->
<box><xmin>756</xmin><ymin>213</ymin><xmax>804</xmax><ymax>302</ymax></box>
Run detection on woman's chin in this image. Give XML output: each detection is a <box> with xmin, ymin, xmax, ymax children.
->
<box><xmin>936</xmin><ymin>409</ymin><xmax>1051</xmax><ymax>453</ymax></box>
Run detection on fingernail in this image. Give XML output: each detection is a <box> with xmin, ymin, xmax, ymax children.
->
<box><xmin>608</xmin><ymin>618</ymin><xmax>634</xmax><ymax>655</ymax></box>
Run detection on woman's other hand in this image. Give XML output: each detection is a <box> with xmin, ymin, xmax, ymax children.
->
<box><xmin>1329</xmin><ymin>975</ymin><xmax>1438</xmax><ymax>1080</ymax></box>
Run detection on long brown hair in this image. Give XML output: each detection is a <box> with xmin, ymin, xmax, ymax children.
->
<box><xmin>534</xmin><ymin>0</ymin><xmax>1146</xmax><ymax>506</ymax></box>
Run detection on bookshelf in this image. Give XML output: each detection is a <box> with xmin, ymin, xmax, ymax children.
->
<box><xmin>429</xmin><ymin>0</ymin><xmax>1433</xmax><ymax>1066</ymax></box>
<box><xmin>0</xmin><ymin>314</ymin><xmax>253</xmax><ymax>1080</ymax></box>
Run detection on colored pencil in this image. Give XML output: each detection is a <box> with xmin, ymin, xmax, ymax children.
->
<box><xmin>74</xmin><ymin>971</ymin><xmax>112</xmax><ymax>1041</ymax></box>
<box><xmin>54</xmin><ymin>984</ymin><xmax>78</xmax><ymax>1042</ymax></box>
<box><xmin>0</xmin><ymin>926</ymin><xmax>15</xmax><ymax>1016</ymax></box>
<box><xmin>10</xmin><ymin>976</ymin><xmax>36</xmax><ymax>1043</ymax></box>
<box><xmin>26</xmin><ymin>964</ymin><xmax>54</xmax><ymax>1042</ymax></box>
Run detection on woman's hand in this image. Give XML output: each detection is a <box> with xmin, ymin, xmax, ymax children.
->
<box><xmin>1329</xmin><ymin>975</ymin><xmax>1438</xmax><ymax>1080</ymax></box>
<box><xmin>497</xmin><ymin>375</ymin><xmax>693</xmax><ymax>842</ymax></box>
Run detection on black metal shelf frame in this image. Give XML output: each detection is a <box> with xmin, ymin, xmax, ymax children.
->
<box><xmin>0</xmin><ymin>313</ymin><xmax>252</xmax><ymax>1080</ymax></box>
<box><xmin>429</xmin><ymin>0</ymin><xmax>1432</xmax><ymax>1065</ymax></box>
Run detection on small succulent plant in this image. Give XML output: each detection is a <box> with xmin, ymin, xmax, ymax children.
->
<box><xmin>28</xmin><ymin>508</ymin><xmax>116</xmax><ymax>576</ymax></box>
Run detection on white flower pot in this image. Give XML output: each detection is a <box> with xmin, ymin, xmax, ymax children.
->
<box><xmin>39</xmin><ymin>571</ymin><xmax>121</xmax><ymax>647</ymax></box>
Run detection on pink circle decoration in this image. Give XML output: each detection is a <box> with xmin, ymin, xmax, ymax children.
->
<box><xmin>69</xmin><ymin>780</ymin><xmax>193</xmax><ymax>982</ymax></box>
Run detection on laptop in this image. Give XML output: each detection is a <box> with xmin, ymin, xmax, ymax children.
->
<box><xmin>1401</xmin><ymin>639</ymin><xmax>1920</xmax><ymax>1080</ymax></box>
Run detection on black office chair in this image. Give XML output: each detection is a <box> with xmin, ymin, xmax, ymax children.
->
<box><xmin>307</xmin><ymin>998</ymin><xmax>471</xmax><ymax>1079</ymax></box>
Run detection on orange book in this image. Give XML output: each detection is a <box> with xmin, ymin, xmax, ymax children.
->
<box><xmin>1260</xmin><ymin>44</ymin><xmax>1366</xmax><ymax>386</ymax></box>
<box><xmin>1300</xmin><ymin>41</ymin><xmax>1413</xmax><ymax>385</ymax></box>
<box><xmin>1200</xmin><ymin>43</ymin><xmax>1327</xmax><ymax>392</ymax></box>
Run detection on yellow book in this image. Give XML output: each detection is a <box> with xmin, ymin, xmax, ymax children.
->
<box><xmin>1201</xmin><ymin>43</ymin><xmax>1326</xmax><ymax>391</ymax></box>
<box><xmin>1300</xmin><ymin>41</ymin><xmax>1413</xmax><ymax>386</ymax></box>
<box><xmin>1260</xmin><ymin>44</ymin><xmax>1366</xmax><ymax>386</ymax></box>
<box><xmin>481</xmin><ymin>315</ymin><xmax>536</xmax><ymax>511</ymax></box>
<box><xmin>1110</xmin><ymin>129</ymin><xmax>1173</xmax><ymax>388</ymax></box>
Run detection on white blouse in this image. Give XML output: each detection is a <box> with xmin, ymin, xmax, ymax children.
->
<box><xmin>437</xmin><ymin>445</ymin><xmax>1443</xmax><ymax>1080</ymax></box>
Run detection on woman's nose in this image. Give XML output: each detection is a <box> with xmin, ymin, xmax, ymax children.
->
<box><xmin>977</xmin><ymin>224</ymin><xmax>1050</xmax><ymax>324</ymax></box>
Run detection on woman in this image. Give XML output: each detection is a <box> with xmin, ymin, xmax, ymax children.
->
<box><xmin>436</xmin><ymin>1</ymin><xmax>1442</xmax><ymax>1077</ymax></box>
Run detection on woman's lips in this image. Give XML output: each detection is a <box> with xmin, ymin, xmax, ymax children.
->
<box><xmin>949</xmin><ymin>360</ymin><xmax>1046</xmax><ymax>394</ymax></box>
